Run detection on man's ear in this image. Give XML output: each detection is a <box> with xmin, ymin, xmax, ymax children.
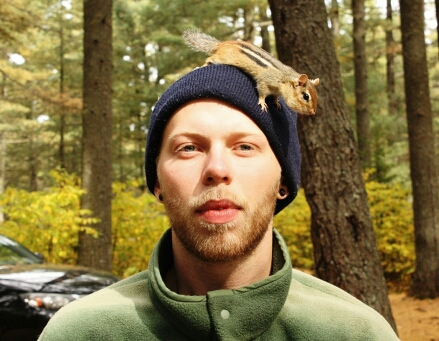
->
<box><xmin>154</xmin><ymin>180</ymin><xmax>162</xmax><ymax>202</ymax></box>
<box><xmin>277</xmin><ymin>179</ymin><xmax>289</xmax><ymax>200</ymax></box>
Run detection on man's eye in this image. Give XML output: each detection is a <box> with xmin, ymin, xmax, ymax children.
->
<box><xmin>237</xmin><ymin>144</ymin><xmax>253</xmax><ymax>151</ymax></box>
<box><xmin>180</xmin><ymin>145</ymin><xmax>197</xmax><ymax>152</ymax></box>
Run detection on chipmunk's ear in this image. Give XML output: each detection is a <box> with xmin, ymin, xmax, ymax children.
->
<box><xmin>298</xmin><ymin>74</ymin><xmax>309</xmax><ymax>86</ymax></box>
<box><xmin>311</xmin><ymin>78</ymin><xmax>320</xmax><ymax>87</ymax></box>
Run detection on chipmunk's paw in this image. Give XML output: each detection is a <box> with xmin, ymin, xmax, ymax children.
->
<box><xmin>258</xmin><ymin>98</ymin><xmax>268</xmax><ymax>112</ymax></box>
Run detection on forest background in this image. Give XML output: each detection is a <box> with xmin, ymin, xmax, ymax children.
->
<box><xmin>0</xmin><ymin>0</ymin><xmax>438</xmax><ymax>296</ymax></box>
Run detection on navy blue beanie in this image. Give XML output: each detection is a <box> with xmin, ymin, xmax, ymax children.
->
<box><xmin>145</xmin><ymin>64</ymin><xmax>301</xmax><ymax>214</ymax></box>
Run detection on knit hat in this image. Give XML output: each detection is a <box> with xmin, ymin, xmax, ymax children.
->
<box><xmin>145</xmin><ymin>64</ymin><xmax>301</xmax><ymax>214</ymax></box>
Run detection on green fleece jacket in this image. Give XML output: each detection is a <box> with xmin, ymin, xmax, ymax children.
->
<box><xmin>38</xmin><ymin>229</ymin><xmax>399</xmax><ymax>341</ymax></box>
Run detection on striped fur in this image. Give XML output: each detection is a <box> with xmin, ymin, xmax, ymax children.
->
<box><xmin>183</xmin><ymin>30</ymin><xmax>319</xmax><ymax>115</ymax></box>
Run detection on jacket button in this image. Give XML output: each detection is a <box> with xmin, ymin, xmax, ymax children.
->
<box><xmin>220</xmin><ymin>309</ymin><xmax>230</xmax><ymax>319</ymax></box>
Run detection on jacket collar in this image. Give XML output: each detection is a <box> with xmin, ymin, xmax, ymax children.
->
<box><xmin>148</xmin><ymin>228</ymin><xmax>292</xmax><ymax>340</ymax></box>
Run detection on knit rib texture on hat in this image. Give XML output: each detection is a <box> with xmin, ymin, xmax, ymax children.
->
<box><xmin>145</xmin><ymin>64</ymin><xmax>301</xmax><ymax>214</ymax></box>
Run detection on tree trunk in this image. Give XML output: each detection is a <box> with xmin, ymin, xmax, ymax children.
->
<box><xmin>259</xmin><ymin>5</ymin><xmax>271</xmax><ymax>53</ymax></box>
<box><xmin>329</xmin><ymin>0</ymin><xmax>340</xmax><ymax>38</ymax></box>
<box><xmin>0</xmin><ymin>132</ymin><xmax>5</xmax><ymax>223</ymax></box>
<box><xmin>0</xmin><ymin>73</ymin><xmax>6</xmax><ymax>223</ymax></box>
<box><xmin>400</xmin><ymin>0</ymin><xmax>439</xmax><ymax>299</ymax></box>
<box><xmin>435</xmin><ymin>0</ymin><xmax>439</xmax><ymax>60</ymax></box>
<box><xmin>386</xmin><ymin>0</ymin><xmax>397</xmax><ymax>117</ymax></box>
<box><xmin>78</xmin><ymin>0</ymin><xmax>113</xmax><ymax>271</ymax></box>
<box><xmin>352</xmin><ymin>0</ymin><xmax>370</xmax><ymax>168</ymax></box>
<box><xmin>27</xmin><ymin>103</ymin><xmax>38</xmax><ymax>192</ymax></box>
<box><xmin>243</xmin><ymin>6</ymin><xmax>255</xmax><ymax>42</ymax></box>
<box><xmin>28</xmin><ymin>129</ymin><xmax>37</xmax><ymax>192</ymax></box>
<box><xmin>58</xmin><ymin>2</ymin><xmax>66</xmax><ymax>169</ymax></box>
<box><xmin>268</xmin><ymin>0</ymin><xmax>397</xmax><ymax>331</ymax></box>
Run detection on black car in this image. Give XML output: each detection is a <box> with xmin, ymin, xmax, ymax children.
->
<box><xmin>0</xmin><ymin>234</ymin><xmax>119</xmax><ymax>340</ymax></box>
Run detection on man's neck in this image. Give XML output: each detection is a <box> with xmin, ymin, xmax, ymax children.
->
<box><xmin>165</xmin><ymin>227</ymin><xmax>273</xmax><ymax>296</ymax></box>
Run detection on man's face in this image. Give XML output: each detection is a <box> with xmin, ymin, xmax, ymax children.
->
<box><xmin>155</xmin><ymin>99</ymin><xmax>283</xmax><ymax>262</ymax></box>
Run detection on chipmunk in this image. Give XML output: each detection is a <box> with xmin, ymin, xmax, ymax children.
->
<box><xmin>183</xmin><ymin>29</ymin><xmax>319</xmax><ymax>115</ymax></box>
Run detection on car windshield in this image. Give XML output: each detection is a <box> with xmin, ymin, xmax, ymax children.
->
<box><xmin>0</xmin><ymin>235</ymin><xmax>43</xmax><ymax>265</ymax></box>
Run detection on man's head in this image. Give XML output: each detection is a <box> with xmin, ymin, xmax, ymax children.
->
<box><xmin>154</xmin><ymin>99</ymin><xmax>283</xmax><ymax>262</ymax></box>
<box><xmin>145</xmin><ymin>64</ymin><xmax>301</xmax><ymax>215</ymax></box>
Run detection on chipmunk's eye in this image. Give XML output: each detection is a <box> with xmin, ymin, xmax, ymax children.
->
<box><xmin>302</xmin><ymin>92</ymin><xmax>310</xmax><ymax>101</ymax></box>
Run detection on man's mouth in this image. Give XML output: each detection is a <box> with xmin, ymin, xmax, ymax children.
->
<box><xmin>196</xmin><ymin>200</ymin><xmax>241</xmax><ymax>224</ymax></box>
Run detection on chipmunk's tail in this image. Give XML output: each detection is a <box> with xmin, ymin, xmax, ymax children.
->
<box><xmin>183</xmin><ymin>29</ymin><xmax>220</xmax><ymax>54</ymax></box>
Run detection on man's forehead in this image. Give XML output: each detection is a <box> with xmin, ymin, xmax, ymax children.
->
<box><xmin>164</xmin><ymin>98</ymin><xmax>265</xmax><ymax>135</ymax></box>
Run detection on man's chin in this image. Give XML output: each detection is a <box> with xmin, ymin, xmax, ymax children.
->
<box><xmin>174</xmin><ymin>222</ymin><xmax>265</xmax><ymax>263</ymax></box>
<box><xmin>196</xmin><ymin>218</ymin><xmax>239</xmax><ymax>233</ymax></box>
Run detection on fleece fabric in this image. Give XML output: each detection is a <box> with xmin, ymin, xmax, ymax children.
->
<box><xmin>38</xmin><ymin>229</ymin><xmax>399</xmax><ymax>341</ymax></box>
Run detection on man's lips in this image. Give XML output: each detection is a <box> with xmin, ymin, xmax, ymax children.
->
<box><xmin>196</xmin><ymin>200</ymin><xmax>241</xmax><ymax>223</ymax></box>
<box><xmin>197</xmin><ymin>199</ymin><xmax>240</xmax><ymax>211</ymax></box>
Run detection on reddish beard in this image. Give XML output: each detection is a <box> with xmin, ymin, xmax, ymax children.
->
<box><xmin>162</xmin><ymin>184</ymin><xmax>279</xmax><ymax>262</ymax></box>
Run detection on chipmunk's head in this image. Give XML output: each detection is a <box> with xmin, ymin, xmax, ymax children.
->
<box><xmin>289</xmin><ymin>74</ymin><xmax>319</xmax><ymax>115</ymax></box>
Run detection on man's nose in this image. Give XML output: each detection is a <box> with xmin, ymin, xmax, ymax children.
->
<box><xmin>201</xmin><ymin>147</ymin><xmax>232</xmax><ymax>186</ymax></box>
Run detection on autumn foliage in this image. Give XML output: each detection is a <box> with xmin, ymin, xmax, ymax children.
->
<box><xmin>0</xmin><ymin>170</ymin><xmax>414</xmax><ymax>289</ymax></box>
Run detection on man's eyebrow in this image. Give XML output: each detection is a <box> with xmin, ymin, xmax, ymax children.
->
<box><xmin>167</xmin><ymin>131</ymin><xmax>265</xmax><ymax>141</ymax></box>
<box><xmin>166</xmin><ymin>131</ymin><xmax>210</xmax><ymax>141</ymax></box>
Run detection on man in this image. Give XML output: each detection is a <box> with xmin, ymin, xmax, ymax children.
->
<box><xmin>38</xmin><ymin>65</ymin><xmax>399</xmax><ymax>340</ymax></box>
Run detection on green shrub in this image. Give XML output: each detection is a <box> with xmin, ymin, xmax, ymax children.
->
<box><xmin>0</xmin><ymin>170</ymin><xmax>415</xmax><ymax>289</ymax></box>
<box><xmin>111</xmin><ymin>181</ymin><xmax>168</xmax><ymax>277</ymax></box>
<box><xmin>275</xmin><ymin>179</ymin><xmax>415</xmax><ymax>291</ymax></box>
<box><xmin>274</xmin><ymin>189</ymin><xmax>313</xmax><ymax>270</ymax></box>
<box><xmin>0</xmin><ymin>169</ymin><xmax>98</xmax><ymax>265</ymax></box>
<box><xmin>365</xmin><ymin>179</ymin><xmax>415</xmax><ymax>291</ymax></box>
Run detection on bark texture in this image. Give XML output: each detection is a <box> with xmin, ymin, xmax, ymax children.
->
<box><xmin>386</xmin><ymin>0</ymin><xmax>398</xmax><ymax>117</ymax></box>
<box><xmin>329</xmin><ymin>0</ymin><xmax>340</xmax><ymax>38</ymax></box>
<box><xmin>352</xmin><ymin>0</ymin><xmax>370</xmax><ymax>167</ymax></box>
<box><xmin>400</xmin><ymin>0</ymin><xmax>439</xmax><ymax>298</ymax></box>
<box><xmin>436</xmin><ymin>0</ymin><xmax>439</xmax><ymax>60</ymax></box>
<box><xmin>78</xmin><ymin>0</ymin><xmax>113</xmax><ymax>271</ymax></box>
<box><xmin>268</xmin><ymin>0</ymin><xmax>397</xmax><ymax>330</ymax></box>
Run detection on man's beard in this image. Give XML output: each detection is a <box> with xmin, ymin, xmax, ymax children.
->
<box><xmin>162</xmin><ymin>182</ymin><xmax>279</xmax><ymax>263</ymax></box>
